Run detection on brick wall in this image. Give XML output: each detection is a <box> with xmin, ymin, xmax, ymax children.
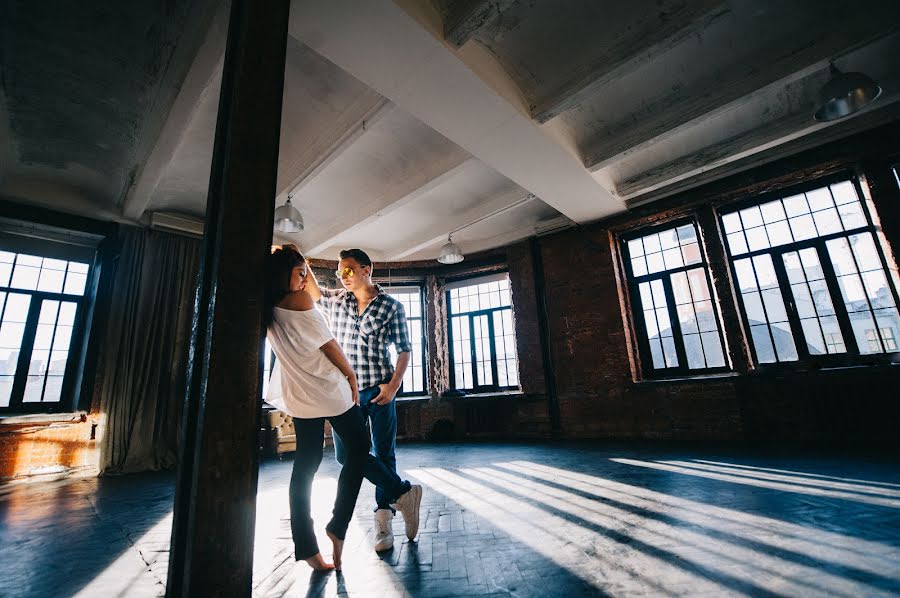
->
<box><xmin>367</xmin><ymin>123</ymin><xmax>900</xmax><ymax>447</ymax></box>
<box><xmin>0</xmin><ymin>414</ymin><xmax>100</xmax><ymax>479</ymax></box>
<box><xmin>522</xmin><ymin>124</ymin><xmax>900</xmax><ymax>447</ymax></box>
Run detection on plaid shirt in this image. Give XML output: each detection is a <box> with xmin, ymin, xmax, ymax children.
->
<box><xmin>317</xmin><ymin>284</ymin><xmax>412</xmax><ymax>389</ymax></box>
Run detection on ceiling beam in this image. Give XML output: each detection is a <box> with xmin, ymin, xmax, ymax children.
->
<box><xmin>276</xmin><ymin>95</ymin><xmax>391</xmax><ymax>201</ymax></box>
<box><xmin>120</xmin><ymin>0</ymin><xmax>226</xmax><ymax>220</ymax></box>
<box><xmin>617</xmin><ymin>93</ymin><xmax>900</xmax><ymax>201</ymax></box>
<box><xmin>306</xmin><ymin>153</ymin><xmax>476</xmax><ymax>255</ymax></box>
<box><xmin>289</xmin><ymin>0</ymin><xmax>623</xmax><ymax>224</ymax></box>
<box><xmin>386</xmin><ymin>188</ymin><xmax>536</xmax><ymax>260</ymax></box>
<box><xmin>531</xmin><ymin>1</ymin><xmax>729</xmax><ymax>124</ymax></box>
<box><xmin>584</xmin><ymin>23</ymin><xmax>900</xmax><ymax>173</ymax></box>
<box><xmin>443</xmin><ymin>0</ymin><xmax>517</xmax><ymax>48</ymax></box>
<box><xmin>626</xmin><ymin>103</ymin><xmax>900</xmax><ymax>209</ymax></box>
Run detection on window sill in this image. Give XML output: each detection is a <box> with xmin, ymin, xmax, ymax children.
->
<box><xmin>632</xmin><ymin>372</ymin><xmax>741</xmax><ymax>386</ymax></box>
<box><xmin>0</xmin><ymin>411</ymin><xmax>88</xmax><ymax>425</ymax></box>
<box><xmin>633</xmin><ymin>361</ymin><xmax>900</xmax><ymax>385</ymax></box>
<box><xmin>441</xmin><ymin>390</ymin><xmax>526</xmax><ymax>401</ymax></box>
<box><xmin>396</xmin><ymin>395</ymin><xmax>431</xmax><ymax>403</ymax></box>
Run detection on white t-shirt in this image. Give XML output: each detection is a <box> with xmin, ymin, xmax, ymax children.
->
<box><xmin>266</xmin><ymin>305</ymin><xmax>354</xmax><ymax>419</ymax></box>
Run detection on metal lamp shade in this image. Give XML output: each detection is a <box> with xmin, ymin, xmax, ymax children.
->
<box><xmin>273</xmin><ymin>199</ymin><xmax>304</xmax><ymax>233</ymax></box>
<box><xmin>438</xmin><ymin>240</ymin><xmax>464</xmax><ymax>264</ymax></box>
<box><xmin>814</xmin><ymin>68</ymin><xmax>882</xmax><ymax>122</ymax></box>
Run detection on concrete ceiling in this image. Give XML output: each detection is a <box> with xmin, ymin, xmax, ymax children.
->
<box><xmin>3</xmin><ymin>0</ymin><xmax>899</xmax><ymax>261</ymax></box>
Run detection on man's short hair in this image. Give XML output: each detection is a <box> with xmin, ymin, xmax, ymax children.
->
<box><xmin>339</xmin><ymin>248</ymin><xmax>372</xmax><ymax>269</ymax></box>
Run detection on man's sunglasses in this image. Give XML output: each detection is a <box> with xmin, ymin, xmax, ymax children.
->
<box><xmin>335</xmin><ymin>267</ymin><xmax>355</xmax><ymax>279</ymax></box>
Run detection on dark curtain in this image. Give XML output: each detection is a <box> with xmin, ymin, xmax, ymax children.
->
<box><xmin>98</xmin><ymin>226</ymin><xmax>201</xmax><ymax>475</ymax></box>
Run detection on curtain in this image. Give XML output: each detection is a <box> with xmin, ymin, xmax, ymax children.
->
<box><xmin>97</xmin><ymin>226</ymin><xmax>201</xmax><ymax>475</ymax></box>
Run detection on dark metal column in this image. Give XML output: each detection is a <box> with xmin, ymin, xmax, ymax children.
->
<box><xmin>530</xmin><ymin>237</ymin><xmax>562</xmax><ymax>436</ymax></box>
<box><xmin>166</xmin><ymin>0</ymin><xmax>290</xmax><ymax>595</ymax></box>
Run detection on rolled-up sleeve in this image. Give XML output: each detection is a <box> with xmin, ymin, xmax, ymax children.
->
<box><xmin>316</xmin><ymin>287</ymin><xmax>344</xmax><ymax>307</ymax></box>
<box><xmin>389</xmin><ymin>302</ymin><xmax>413</xmax><ymax>354</ymax></box>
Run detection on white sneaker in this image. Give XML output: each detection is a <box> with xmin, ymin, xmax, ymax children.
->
<box><xmin>373</xmin><ymin>508</ymin><xmax>394</xmax><ymax>552</ymax></box>
<box><xmin>392</xmin><ymin>484</ymin><xmax>423</xmax><ymax>540</ymax></box>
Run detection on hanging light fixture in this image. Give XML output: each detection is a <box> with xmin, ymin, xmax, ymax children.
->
<box><xmin>273</xmin><ymin>195</ymin><xmax>304</xmax><ymax>233</ymax></box>
<box><xmin>438</xmin><ymin>234</ymin><xmax>464</xmax><ymax>264</ymax></box>
<box><xmin>433</xmin><ymin>194</ymin><xmax>539</xmax><ymax>264</ymax></box>
<box><xmin>814</xmin><ymin>63</ymin><xmax>882</xmax><ymax>122</ymax></box>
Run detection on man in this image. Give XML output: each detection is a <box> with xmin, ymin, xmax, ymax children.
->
<box><xmin>305</xmin><ymin>248</ymin><xmax>423</xmax><ymax>553</ymax></box>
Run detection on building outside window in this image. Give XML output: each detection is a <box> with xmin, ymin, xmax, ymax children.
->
<box><xmin>384</xmin><ymin>285</ymin><xmax>428</xmax><ymax>396</ymax></box>
<box><xmin>719</xmin><ymin>177</ymin><xmax>900</xmax><ymax>365</ymax></box>
<box><xmin>446</xmin><ymin>273</ymin><xmax>519</xmax><ymax>392</ymax></box>
<box><xmin>0</xmin><ymin>247</ymin><xmax>94</xmax><ymax>413</ymax></box>
<box><xmin>622</xmin><ymin>220</ymin><xmax>729</xmax><ymax>377</ymax></box>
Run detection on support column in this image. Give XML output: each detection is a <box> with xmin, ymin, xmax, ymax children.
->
<box><xmin>166</xmin><ymin>0</ymin><xmax>290</xmax><ymax>596</ymax></box>
<box><xmin>529</xmin><ymin>237</ymin><xmax>561</xmax><ymax>436</ymax></box>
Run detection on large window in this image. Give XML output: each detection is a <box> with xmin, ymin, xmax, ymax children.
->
<box><xmin>1</xmin><ymin>250</ymin><xmax>92</xmax><ymax>412</ymax></box>
<box><xmin>720</xmin><ymin>177</ymin><xmax>900</xmax><ymax>365</ymax></box>
<box><xmin>447</xmin><ymin>274</ymin><xmax>519</xmax><ymax>392</ymax></box>
<box><xmin>623</xmin><ymin>220</ymin><xmax>728</xmax><ymax>377</ymax></box>
<box><xmin>384</xmin><ymin>285</ymin><xmax>428</xmax><ymax>396</ymax></box>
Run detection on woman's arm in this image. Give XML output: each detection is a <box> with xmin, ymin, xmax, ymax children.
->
<box><xmin>320</xmin><ymin>339</ymin><xmax>359</xmax><ymax>405</ymax></box>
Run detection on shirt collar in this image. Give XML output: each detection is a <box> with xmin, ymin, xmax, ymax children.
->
<box><xmin>345</xmin><ymin>284</ymin><xmax>384</xmax><ymax>309</ymax></box>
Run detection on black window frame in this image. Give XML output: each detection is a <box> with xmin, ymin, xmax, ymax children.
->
<box><xmin>0</xmin><ymin>250</ymin><xmax>98</xmax><ymax>415</ymax></box>
<box><xmin>446</xmin><ymin>272</ymin><xmax>519</xmax><ymax>393</ymax></box>
<box><xmin>383</xmin><ymin>283</ymin><xmax>429</xmax><ymax>398</ymax></box>
<box><xmin>718</xmin><ymin>173</ymin><xmax>900</xmax><ymax>370</ymax></box>
<box><xmin>621</xmin><ymin>217</ymin><xmax>731</xmax><ymax>379</ymax></box>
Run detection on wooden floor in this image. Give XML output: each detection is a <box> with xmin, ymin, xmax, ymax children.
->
<box><xmin>2</xmin><ymin>442</ymin><xmax>900</xmax><ymax>597</ymax></box>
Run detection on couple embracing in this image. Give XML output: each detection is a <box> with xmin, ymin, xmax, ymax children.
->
<box><xmin>265</xmin><ymin>246</ymin><xmax>422</xmax><ymax>571</ymax></box>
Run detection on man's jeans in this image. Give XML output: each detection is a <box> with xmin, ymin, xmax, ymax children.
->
<box><xmin>334</xmin><ymin>384</ymin><xmax>411</xmax><ymax>510</ymax></box>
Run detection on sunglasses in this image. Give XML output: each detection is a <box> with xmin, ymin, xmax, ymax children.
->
<box><xmin>335</xmin><ymin>267</ymin><xmax>355</xmax><ymax>279</ymax></box>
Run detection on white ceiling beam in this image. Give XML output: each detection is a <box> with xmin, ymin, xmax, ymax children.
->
<box><xmin>531</xmin><ymin>1</ymin><xmax>729</xmax><ymax>124</ymax></box>
<box><xmin>120</xmin><ymin>1</ymin><xmax>227</xmax><ymax>220</ymax></box>
<box><xmin>585</xmin><ymin>23</ymin><xmax>900</xmax><ymax>172</ymax></box>
<box><xmin>276</xmin><ymin>95</ymin><xmax>391</xmax><ymax>201</ymax></box>
<box><xmin>289</xmin><ymin>0</ymin><xmax>622</xmax><ymax>225</ymax></box>
<box><xmin>305</xmin><ymin>155</ymin><xmax>474</xmax><ymax>256</ymax></box>
<box><xmin>626</xmin><ymin>103</ymin><xmax>900</xmax><ymax>209</ymax></box>
<box><xmin>386</xmin><ymin>188</ymin><xmax>535</xmax><ymax>260</ymax></box>
<box><xmin>443</xmin><ymin>0</ymin><xmax>518</xmax><ymax>48</ymax></box>
<box><xmin>618</xmin><ymin>94</ymin><xmax>900</xmax><ymax>201</ymax></box>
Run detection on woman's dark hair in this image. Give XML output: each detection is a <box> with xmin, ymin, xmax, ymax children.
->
<box><xmin>265</xmin><ymin>246</ymin><xmax>305</xmax><ymax>326</ymax></box>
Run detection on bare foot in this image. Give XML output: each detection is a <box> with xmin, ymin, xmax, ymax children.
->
<box><xmin>326</xmin><ymin>530</ymin><xmax>344</xmax><ymax>571</ymax></box>
<box><xmin>304</xmin><ymin>553</ymin><xmax>335</xmax><ymax>572</ymax></box>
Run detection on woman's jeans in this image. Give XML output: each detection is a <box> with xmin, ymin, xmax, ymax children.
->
<box><xmin>290</xmin><ymin>405</ymin><xmax>368</xmax><ymax>560</ymax></box>
<box><xmin>333</xmin><ymin>385</ymin><xmax>411</xmax><ymax>511</ymax></box>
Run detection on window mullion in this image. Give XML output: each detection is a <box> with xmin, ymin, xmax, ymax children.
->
<box><xmin>468</xmin><ymin>315</ymin><xmax>478</xmax><ymax>388</ymax></box>
<box><xmin>661</xmin><ymin>276</ymin><xmax>689</xmax><ymax>373</ymax></box>
<box><xmin>8</xmin><ymin>295</ymin><xmax>41</xmax><ymax>410</ymax></box>
<box><xmin>447</xmin><ymin>293</ymin><xmax>456</xmax><ymax>390</ymax></box>
<box><xmin>487</xmin><ymin>313</ymin><xmax>499</xmax><ymax>388</ymax></box>
<box><xmin>771</xmin><ymin>249</ymin><xmax>810</xmax><ymax>361</ymax></box>
<box><xmin>814</xmin><ymin>243</ymin><xmax>859</xmax><ymax>356</ymax></box>
<box><xmin>629</xmin><ymin>278</ymin><xmax>657</xmax><ymax>376</ymax></box>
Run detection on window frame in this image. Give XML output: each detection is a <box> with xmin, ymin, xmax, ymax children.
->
<box><xmin>718</xmin><ymin>173</ymin><xmax>900</xmax><ymax>370</ymax></box>
<box><xmin>382</xmin><ymin>283</ymin><xmax>429</xmax><ymax>398</ymax></box>
<box><xmin>621</xmin><ymin>217</ymin><xmax>731</xmax><ymax>379</ymax></box>
<box><xmin>0</xmin><ymin>252</ymin><xmax>96</xmax><ymax>414</ymax></box>
<box><xmin>446</xmin><ymin>272</ymin><xmax>520</xmax><ymax>393</ymax></box>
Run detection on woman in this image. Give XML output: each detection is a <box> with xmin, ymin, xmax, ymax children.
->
<box><xmin>265</xmin><ymin>245</ymin><xmax>369</xmax><ymax>571</ymax></box>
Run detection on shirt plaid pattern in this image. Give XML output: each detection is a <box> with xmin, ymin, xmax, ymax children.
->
<box><xmin>318</xmin><ymin>284</ymin><xmax>413</xmax><ymax>389</ymax></box>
